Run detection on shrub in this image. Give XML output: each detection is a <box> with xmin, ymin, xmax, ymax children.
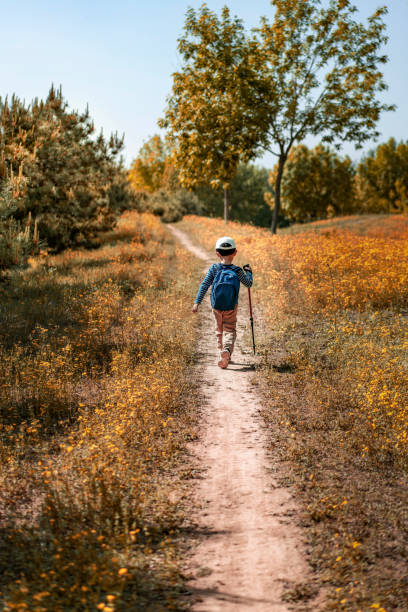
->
<box><xmin>145</xmin><ymin>188</ymin><xmax>203</xmax><ymax>222</ymax></box>
<box><xmin>0</xmin><ymin>176</ymin><xmax>42</xmax><ymax>270</ymax></box>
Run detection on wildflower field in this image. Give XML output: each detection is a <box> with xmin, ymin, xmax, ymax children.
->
<box><xmin>0</xmin><ymin>212</ymin><xmax>201</xmax><ymax>611</ymax></box>
<box><xmin>180</xmin><ymin>214</ymin><xmax>408</xmax><ymax>611</ymax></box>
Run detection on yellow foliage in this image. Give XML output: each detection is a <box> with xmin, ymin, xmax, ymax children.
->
<box><xmin>0</xmin><ymin>211</ymin><xmax>200</xmax><ymax>609</ymax></box>
<box><xmin>181</xmin><ymin>214</ymin><xmax>408</xmax><ymax>466</ymax></box>
<box><xmin>181</xmin><ymin>212</ymin><xmax>407</xmax><ymax>609</ymax></box>
<box><xmin>127</xmin><ymin>135</ymin><xmax>179</xmax><ymax>194</ymax></box>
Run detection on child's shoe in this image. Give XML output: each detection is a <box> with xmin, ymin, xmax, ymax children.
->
<box><xmin>218</xmin><ymin>349</ymin><xmax>231</xmax><ymax>369</ymax></box>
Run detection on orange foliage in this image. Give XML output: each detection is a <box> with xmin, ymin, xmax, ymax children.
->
<box><xmin>0</xmin><ymin>212</ymin><xmax>198</xmax><ymax>609</ymax></box>
<box><xmin>181</xmin><ymin>214</ymin><xmax>408</xmax><ymax>463</ymax></box>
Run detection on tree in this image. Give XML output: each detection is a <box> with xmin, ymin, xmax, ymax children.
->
<box><xmin>197</xmin><ymin>163</ymin><xmax>273</xmax><ymax>226</ymax></box>
<box><xmin>253</xmin><ymin>0</ymin><xmax>394</xmax><ymax>232</ymax></box>
<box><xmin>0</xmin><ymin>86</ymin><xmax>132</xmax><ymax>250</ymax></box>
<box><xmin>267</xmin><ymin>144</ymin><xmax>357</xmax><ymax>222</ymax></box>
<box><xmin>128</xmin><ymin>135</ymin><xmax>178</xmax><ymax>194</ymax></box>
<box><xmin>128</xmin><ymin>135</ymin><xmax>202</xmax><ymax>222</ymax></box>
<box><xmin>357</xmin><ymin>138</ymin><xmax>408</xmax><ymax>213</ymax></box>
<box><xmin>159</xmin><ymin>5</ymin><xmax>267</xmax><ymax>223</ymax></box>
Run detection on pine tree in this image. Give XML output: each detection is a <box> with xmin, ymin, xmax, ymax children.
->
<box><xmin>0</xmin><ymin>86</ymin><xmax>132</xmax><ymax>251</ymax></box>
<box><xmin>0</xmin><ymin>172</ymin><xmax>40</xmax><ymax>270</ymax></box>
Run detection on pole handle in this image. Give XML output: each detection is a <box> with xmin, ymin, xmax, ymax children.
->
<box><xmin>248</xmin><ymin>287</ymin><xmax>253</xmax><ymax>318</ymax></box>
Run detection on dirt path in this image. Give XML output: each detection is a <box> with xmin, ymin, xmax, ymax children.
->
<box><xmin>169</xmin><ymin>226</ymin><xmax>311</xmax><ymax>611</ymax></box>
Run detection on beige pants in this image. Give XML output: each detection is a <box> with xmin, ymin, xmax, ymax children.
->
<box><xmin>212</xmin><ymin>306</ymin><xmax>238</xmax><ymax>355</ymax></box>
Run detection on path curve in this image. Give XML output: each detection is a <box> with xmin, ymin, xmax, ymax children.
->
<box><xmin>169</xmin><ymin>225</ymin><xmax>310</xmax><ymax>611</ymax></box>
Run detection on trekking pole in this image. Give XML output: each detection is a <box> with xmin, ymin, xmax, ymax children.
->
<box><xmin>248</xmin><ymin>287</ymin><xmax>256</xmax><ymax>355</ymax></box>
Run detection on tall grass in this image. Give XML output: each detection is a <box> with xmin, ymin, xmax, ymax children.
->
<box><xmin>180</xmin><ymin>214</ymin><xmax>408</xmax><ymax>611</ymax></box>
<box><xmin>0</xmin><ymin>212</ymin><xmax>200</xmax><ymax>611</ymax></box>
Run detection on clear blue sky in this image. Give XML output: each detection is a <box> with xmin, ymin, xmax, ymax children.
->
<box><xmin>1</xmin><ymin>0</ymin><xmax>407</xmax><ymax>169</ymax></box>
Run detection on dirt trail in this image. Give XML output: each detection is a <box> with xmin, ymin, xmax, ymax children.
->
<box><xmin>169</xmin><ymin>226</ymin><xmax>310</xmax><ymax>611</ymax></box>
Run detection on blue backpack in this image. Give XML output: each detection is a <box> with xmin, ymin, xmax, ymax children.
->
<box><xmin>211</xmin><ymin>264</ymin><xmax>240</xmax><ymax>310</ymax></box>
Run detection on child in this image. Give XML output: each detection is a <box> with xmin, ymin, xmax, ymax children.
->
<box><xmin>192</xmin><ymin>236</ymin><xmax>253</xmax><ymax>369</ymax></box>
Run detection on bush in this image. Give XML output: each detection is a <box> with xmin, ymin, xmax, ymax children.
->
<box><xmin>0</xmin><ymin>177</ymin><xmax>42</xmax><ymax>270</ymax></box>
<box><xmin>145</xmin><ymin>188</ymin><xmax>203</xmax><ymax>222</ymax></box>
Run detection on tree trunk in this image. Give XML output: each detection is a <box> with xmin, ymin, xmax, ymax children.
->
<box><xmin>223</xmin><ymin>187</ymin><xmax>229</xmax><ymax>224</ymax></box>
<box><xmin>271</xmin><ymin>155</ymin><xmax>286</xmax><ymax>234</ymax></box>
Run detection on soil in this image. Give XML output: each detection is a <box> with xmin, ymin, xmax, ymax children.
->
<box><xmin>169</xmin><ymin>226</ymin><xmax>313</xmax><ymax>611</ymax></box>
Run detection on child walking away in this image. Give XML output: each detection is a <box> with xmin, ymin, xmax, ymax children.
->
<box><xmin>192</xmin><ymin>236</ymin><xmax>253</xmax><ymax>369</ymax></box>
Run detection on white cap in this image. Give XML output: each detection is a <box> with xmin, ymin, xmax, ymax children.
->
<box><xmin>215</xmin><ymin>236</ymin><xmax>236</xmax><ymax>250</ymax></box>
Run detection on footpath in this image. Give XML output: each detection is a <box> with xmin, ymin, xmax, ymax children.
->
<box><xmin>169</xmin><ymin>226</ymin><xmax>312</xmax><ymax>612</ymax></box>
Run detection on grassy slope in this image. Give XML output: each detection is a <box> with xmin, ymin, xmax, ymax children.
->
<box><xmin>179</xmin><ymin>214</ymin><xmax>408</xmax><ymax>612</ymax></box>
<box><xmin>279</xmin><ymin>213</ymin><xmax>408</xmax><ymax>236</ymax></box>
<box><xmin>0</xmin><ymin>212</ymin><xmax>201</xmax><ymax>611</ymax></box>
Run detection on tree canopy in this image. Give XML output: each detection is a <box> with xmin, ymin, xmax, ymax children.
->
<box><xmin>128</xmin><ymin>135</ymin><xmax>178</xmax><ymax>194</ymax></box>
<box><xmin>197</xmin><ymin>164</ymin><xmax>273</xmax><ymax>227</ymax></box>
<box><xmin>267</xmin><ymin>144</ymin><xmax>356</xmax><ymax>222</ymax></box>
<box><xmin>254</xmin><ymin>0</ymin><xmax>395</xmax><ymax>231</ymax></box>
<box><xmin>357</xmin><ymin>138</ymin><xmax>408</xmax><ymax>214</ymax></box>
<box><xmin>161</xmin><ymin>0</ymin><xmax>394</xmax><ymax>231</ymax></box>
<box><xmin>159</xmin><ymin>5</ymin><xmax>267</xmax><ymax>222</ymax></box>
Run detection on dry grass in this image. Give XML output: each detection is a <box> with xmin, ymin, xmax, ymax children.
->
<box><xmin>279</xmin><ymin>213</ymin><xmax>408</xmax><ymax>237</ymax></box>
<box><xmin>0</xmin><ymin>211</ymin><xmax>201</xmax><ymax>611</ymax></box>
<box><xmin>180</xmin><ymin>214</ymin><xmax>408</xmax><ymax>611</ymax></box>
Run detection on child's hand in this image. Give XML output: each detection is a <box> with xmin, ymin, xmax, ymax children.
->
<box><xmin>192</xmin><ymin>303</ymin><xmax>199</xmax><ymax>313</ymax></box>
<box><xmin>243</xmin><ymin>264</ymin><xmax>252</xmax><ymax>273</ymax></box>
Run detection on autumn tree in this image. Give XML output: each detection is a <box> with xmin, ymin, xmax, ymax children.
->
<box><xmin>254</xmin><ymin>0</ymin><xmax>394</xmax><ymax>232</ymax></box>
<box><xmin>128</xmin><ymin>135</ymin><xmax>202</xmax><ymax>222</ymax></box>
<box><xmin>197</xmin><ymin>163</ymin><xmax>273</xmax><ymax>226</ymax></box>
<box><xmin>357</xmin><ymin>138</ymin><xmax>408</xmax><ymax>213</ymax></box>
<box><xmin>128</xmin><ymin>135</ymin><xmax>178</xmax><ymax>194</ymax></box>
<box><xmin>159</xmin><ymin>5</ymin><xmax>267</xmax><ymax>223</ymax></box>
<box><xmin>266</xmin><ymin>144</ymin><xmax>357</xmax><ymax>222</ymax></box>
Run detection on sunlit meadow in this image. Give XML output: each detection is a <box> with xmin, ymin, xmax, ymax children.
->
<box><xmin>0</xmin><ymin>212</ymin><xmax>200</xmax><ymax>611</ymax></box>
<box><xmin>180</xmin><ymin>214</ymin><xmax>408</xmax><ymax>611</ymax></box>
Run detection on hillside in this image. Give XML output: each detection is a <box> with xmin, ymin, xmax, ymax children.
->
<box><xmin>279</xmin><ymin>213</ymin><xmax>408</xmax><ymax>236</ymax></box>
